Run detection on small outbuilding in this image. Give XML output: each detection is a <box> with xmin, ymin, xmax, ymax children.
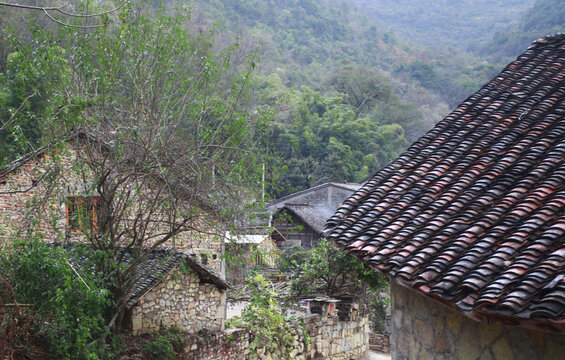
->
<box><xmin>124</xmin><ymin>248</ymin><xmax>229</xmax><ymax>334</ymax></box>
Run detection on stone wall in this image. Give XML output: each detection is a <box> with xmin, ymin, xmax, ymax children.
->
<box><xmin>370</xmin><ymin>333</ymin><xmax>390</xmax><ymax>354</ymax></box>
<box><xmin>179</xmin><ymin>328</ymin><xmax>251</xmax><ymax>360</ymax></box>
<box><xmin>0</xmin><ymin>146</ymin><xmax>224</xmax><ymax>275</ymax></box>
<box><xmin>0</xmin><ymin>150</ymin><xmax>83</xmax><ymax>242</ymax></box>
<box><xmin>391</xmin><ymin>281</ymin><xmax>565</xmax><ymax>360</ymax></box>
<box><xmin>131</xmin><ymin>265</ymin><xmax>225</xmax><ymax>334</ymax></box>
<box><xmin>178</xmin><ymin>315</ymin><xmax>369</xmax><ymax>360</ymax></box>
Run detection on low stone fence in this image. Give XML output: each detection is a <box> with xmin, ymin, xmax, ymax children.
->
<box><xmin>178</xmin><ymin>315</ymin><xmax>369</xmax><ymax>360</ymax></box>
<box><xmin>369</xmin><ymin>333</ymin><xmax>390</xmax><ymax>354</ymax></box>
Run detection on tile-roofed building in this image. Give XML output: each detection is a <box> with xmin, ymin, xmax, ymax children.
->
<box><xmin>0</xmin><ymin>134</ymin><xmax>230</xmax><ymax>334</ymax></box>
<box><xmin>121</xmin><ymin>247</ymin><xmax>228</xmax><ymax>334</ymax></box>
<box><xmin>267</xmin><ymin>182</ymin><xmax>361</xmax><ymax>213</ymax></box>
<box><xmin>268</xmin><ymin>182</ymin><xmax>361</xmax><ymax>249</ymax></box>
<box><xmin>325</xmin><ymin>34</ymin><xmax>565</xmax><ymax>359</ymax></box>
<box><xmin>62</xmin><ymin>245</ymin><xmax>228</xmax><ymax>333</ymax></box>
<box><xmin>124</xmin><ymin>247</ymin><xmax>228</xmax><ymax>307</ymax></box>
<box><xmin>272</xmin><ymin>204</ymin><xmax>339</xmax><ymax>249</ymax></box>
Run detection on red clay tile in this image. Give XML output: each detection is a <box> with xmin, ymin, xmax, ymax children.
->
<box><xmin>325</xmin><ymin>35</ymin><xmax>565</xmax><ymax>326</ymax></box>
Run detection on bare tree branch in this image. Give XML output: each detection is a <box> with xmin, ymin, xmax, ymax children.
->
<box><xmin>0</xmin><ymin>1</ymin><xmax>129</xmax><ymax>28</ymax></box>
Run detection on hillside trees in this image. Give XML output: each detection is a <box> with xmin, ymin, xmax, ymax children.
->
<box><xmin>264</xmin><ymin>77</ymin><xmax>413</xmax><ymax>196</ymax></box>
<box><xmin>478</xmin><ymin>0</ymin><xmax>565</xmax><ymax>62</ymax></box>
<box><xmin>1</xmin><ymin>2</ymin><xmax>269</xmax><ymax>344</ymax></box>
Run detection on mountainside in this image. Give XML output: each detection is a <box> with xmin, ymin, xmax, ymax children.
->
<box><xmin>348</xmin><ymin>0</ymin><xmax>536</xmax><ymax>50</ymax></box>
<box><xmin>476</xmin><ymin>0</ymin><xmax>565</xmax><ymax>62</ymax></box>
<box><xmin>1</xmin><ymin>0</ymin><xmax>557</xmax><ymax>196</ymax></box>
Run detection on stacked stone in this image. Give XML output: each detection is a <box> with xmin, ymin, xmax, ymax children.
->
<box><xmin>369</xmin><ymin>333</ymin><xmax>390</xmax><ymax>354</ymax></box>
<box><xmin>174</xmin><ymin>315</ymin><xmax>370</xmax><ymax>360</ymax></box>
<box><xmin>0</xmin><ymin>151</ymin><xmax>81</xmax><ymax>242</ymax></box>
<box><xmin>132</xmin><ymin>267</ymin><xmax>225</xmax><ymax>334</ymax></box>
<box><xmin>259</xmin><ymin>315</ymin><xmax>369</xmax><ymax>360</ymax></box>
<box><xmin>179</xmin><ymin>328</ymin><xmax>250</xmax><ymax>360</ymax></box>
<box><xmin>391</xmin><ymin>282</ymin><xmax>565</xmax><ymax>360</ymax></box>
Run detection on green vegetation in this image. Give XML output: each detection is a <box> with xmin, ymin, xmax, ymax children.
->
<box><xmin>227</xmin><ymin>274</ymin><xmax>299</xmax><ymax>359</ymax></box>
<box><xmin>1</xmin><ymin>2</ymin><xmax>269</xmax><ymax>357</ymax></box>
<box><xmin>1</xmin><ymin>239</ymin><xmax>113</xmax><ymax>359</ymax></box>
<box><xmin>278</xmin><ymin>245</ymin><xmax>311</xmax><ymax>273</ymax></box>
<box><xmin>348</xmin><ymin>0</ymin><xmax>536</xmax><ymax>50</ymax></box>
<box><xmin>0</xmin><ymin>0</ymin><xmax>556</xmax><ymax>356</ymax></box>
<box><xmin>290</xmin><ymin>239</ymin><xmax>386</xmax><ymax>298</ymax></box>
<box><xmin>5</xmin><ymin>0</ymin><xmax>545</xmax><ymax>194</ymax></box>
<box><xmin>288</xmin><ymin>240</ymin><xmax>389</xmax><ymax>332</ymax></box>
<box><xmin>142</xmin><ymin>326</ymin><xmax>186</xmax><ymax>360</ymax></box>
<box><xmin>477</xmin><ymin>0</ymin><xmax>565</xmax><ymax>62</ymax></box>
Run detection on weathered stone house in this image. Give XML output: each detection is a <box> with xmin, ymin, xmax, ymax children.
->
<box><xmin>0</xmin><ymin>137</ymin><xmax>229</xmax><ymax>333</ymax></box>
<box><xmin>325</xmin><ymin>35</ymin><xmax>565</xmax><ymax>359</ymax></box>
<box><xmin>124</xmin><ymin>248</ymin><xmax>228</xmax><ymax>333</ymax></box>
<box><xmin>267</xmin><ymin>182</ymin><xmax>360</xmax><ymax>249</ymax></box>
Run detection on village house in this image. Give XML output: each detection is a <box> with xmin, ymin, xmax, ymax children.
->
<box><xmin>325</xmin><ymin>34</ymin><xmax>565</xmax><ymax>359</ymax></box>
<box><xmin>0</xmin><ymin>136</ymin><xmax>229</xmax><ymax>333</ymax></box>
<box><xmin>267</xmin><ymin>182</ymin><xmax>360</xmax><ymax>249</ymax></box>
<box><xmin>123</xmin><ymin>247</ymin><xmax>229</xmax><ymax>334</ymax></box>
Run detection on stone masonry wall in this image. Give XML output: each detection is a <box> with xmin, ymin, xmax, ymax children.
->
<box><xmin>178</xmin><ymin>315</ymin><xmax>369</xmax><ymax>360</ymax></box>
<box><xmin>0</xmin><ymin>146</ymin><xmax>224</xmax><ymax>276</ymax></box>
<box><xmin>391</xmin><ymin>281</ymin><xmax>565</xmax><ymax>360</ymax></box>
<box><xmin>131</xmin><ymin>266</ymin><xmax>225</xmax><ymax>334</ymax></box>
<box><xmin>0</xmin><ymin>150</ymin><xmax>85</xmax><ymax>243</ymax></box>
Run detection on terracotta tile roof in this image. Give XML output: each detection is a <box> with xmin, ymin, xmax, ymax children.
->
<box><xmin>325</xmin><ymin>35</ymin><xmax>565</xmax><ymax>331</ymax></box>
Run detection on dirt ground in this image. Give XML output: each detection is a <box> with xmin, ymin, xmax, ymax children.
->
<box><xmin>363</xmin><ymin>350</ymin><xmax>392</xmax><ymax>360</ymax></box>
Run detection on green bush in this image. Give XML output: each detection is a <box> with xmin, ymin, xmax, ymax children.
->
<box><xmin>1</xmin><ymin>238</ymin><xmax>113</xmax><ymax>359</ymax></box>
<box><xmin>143</xmin><ymin>326</ymin><xmax>186</xmax><ymax>360</ymax></box>
<box><xmin>226</xmin><ymin>274</ymin><xmax>298</xmax><ymax>359</ymax></box>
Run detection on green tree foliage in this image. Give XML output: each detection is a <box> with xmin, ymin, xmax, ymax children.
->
<box><xmin>290</xmin><ymin>239</ymin><xmax>386</xmax><ymax>298</ymax></box>
<box><xmin>288</xmin><ymin>239</ymin><xmax>389</xmax><ymax>332</ymax></box>
<box><xmin>1</xmin><ymin>239</ymin><xmax>113</xmax><ymax>359</ymax></box>
<box><xmin>269</xmin><ymin>85</ymin><xmax>409</xmax><ymax>195</ymax></box>
<box><xmin>348</xmin><ymin>0</ymin><xmax>536</xmax><ymax>50</ymax></box>
<box><xmin>478</xmin><ymin>0</ymin><xmax>565</xmax><ymax>62</ymax></box>
<box><xmin>227</xmin><ymin>274</ymin><xmax>299</xmax><ymax>359</ymax></box>
<box><xmin>329</xmin><ymin>65</ymin><xmax>393</xmax><ymax>116</ymax></box>
<box><xmin>1</xmin><ymin>2</ymin><xmax>270</xmax><ymax>342</ymax></box>
<box><xmin>0</xmin><ymin>37</ymin><xmax>72</xmax><ymax>165</ymax></box>
<box><xmin>278</xmin><ymin>245</ymin><xmax>311</xmax><ymax>273</ymax></box>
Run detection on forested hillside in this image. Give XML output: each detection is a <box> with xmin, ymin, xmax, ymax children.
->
<box><xmin>181</xmin><ymin>0</ymin><xmax>508</xmax><ymax>195</ymax></box>
<box><xmin>477</xmin><ymin>0</ymin><xmax>565</xmax><ymax>63</ymax></box>
<box><xmin>348</xmin><ymin>0</ymin><xmax>536</xmax><ymax>50</ymax></box>
<box><xmin>1</xmin><ymin>0</ymin><xmax>559</xmax><ymax>197</ymax></box>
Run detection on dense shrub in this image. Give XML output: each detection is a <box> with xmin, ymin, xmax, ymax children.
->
<box><xmin>1</xmin><ymin>239</ymin><xmax>113</xmax><ymax>359</ymax></box>
<box><xmin>142</xmin><ymin>326</ymin><xmax>186</xmax><ymax>360</ymax></box>
<box><xmin>226</xmin><ymin>274</ymin><xmax>299</xmax><ymax>359</ymax></box>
